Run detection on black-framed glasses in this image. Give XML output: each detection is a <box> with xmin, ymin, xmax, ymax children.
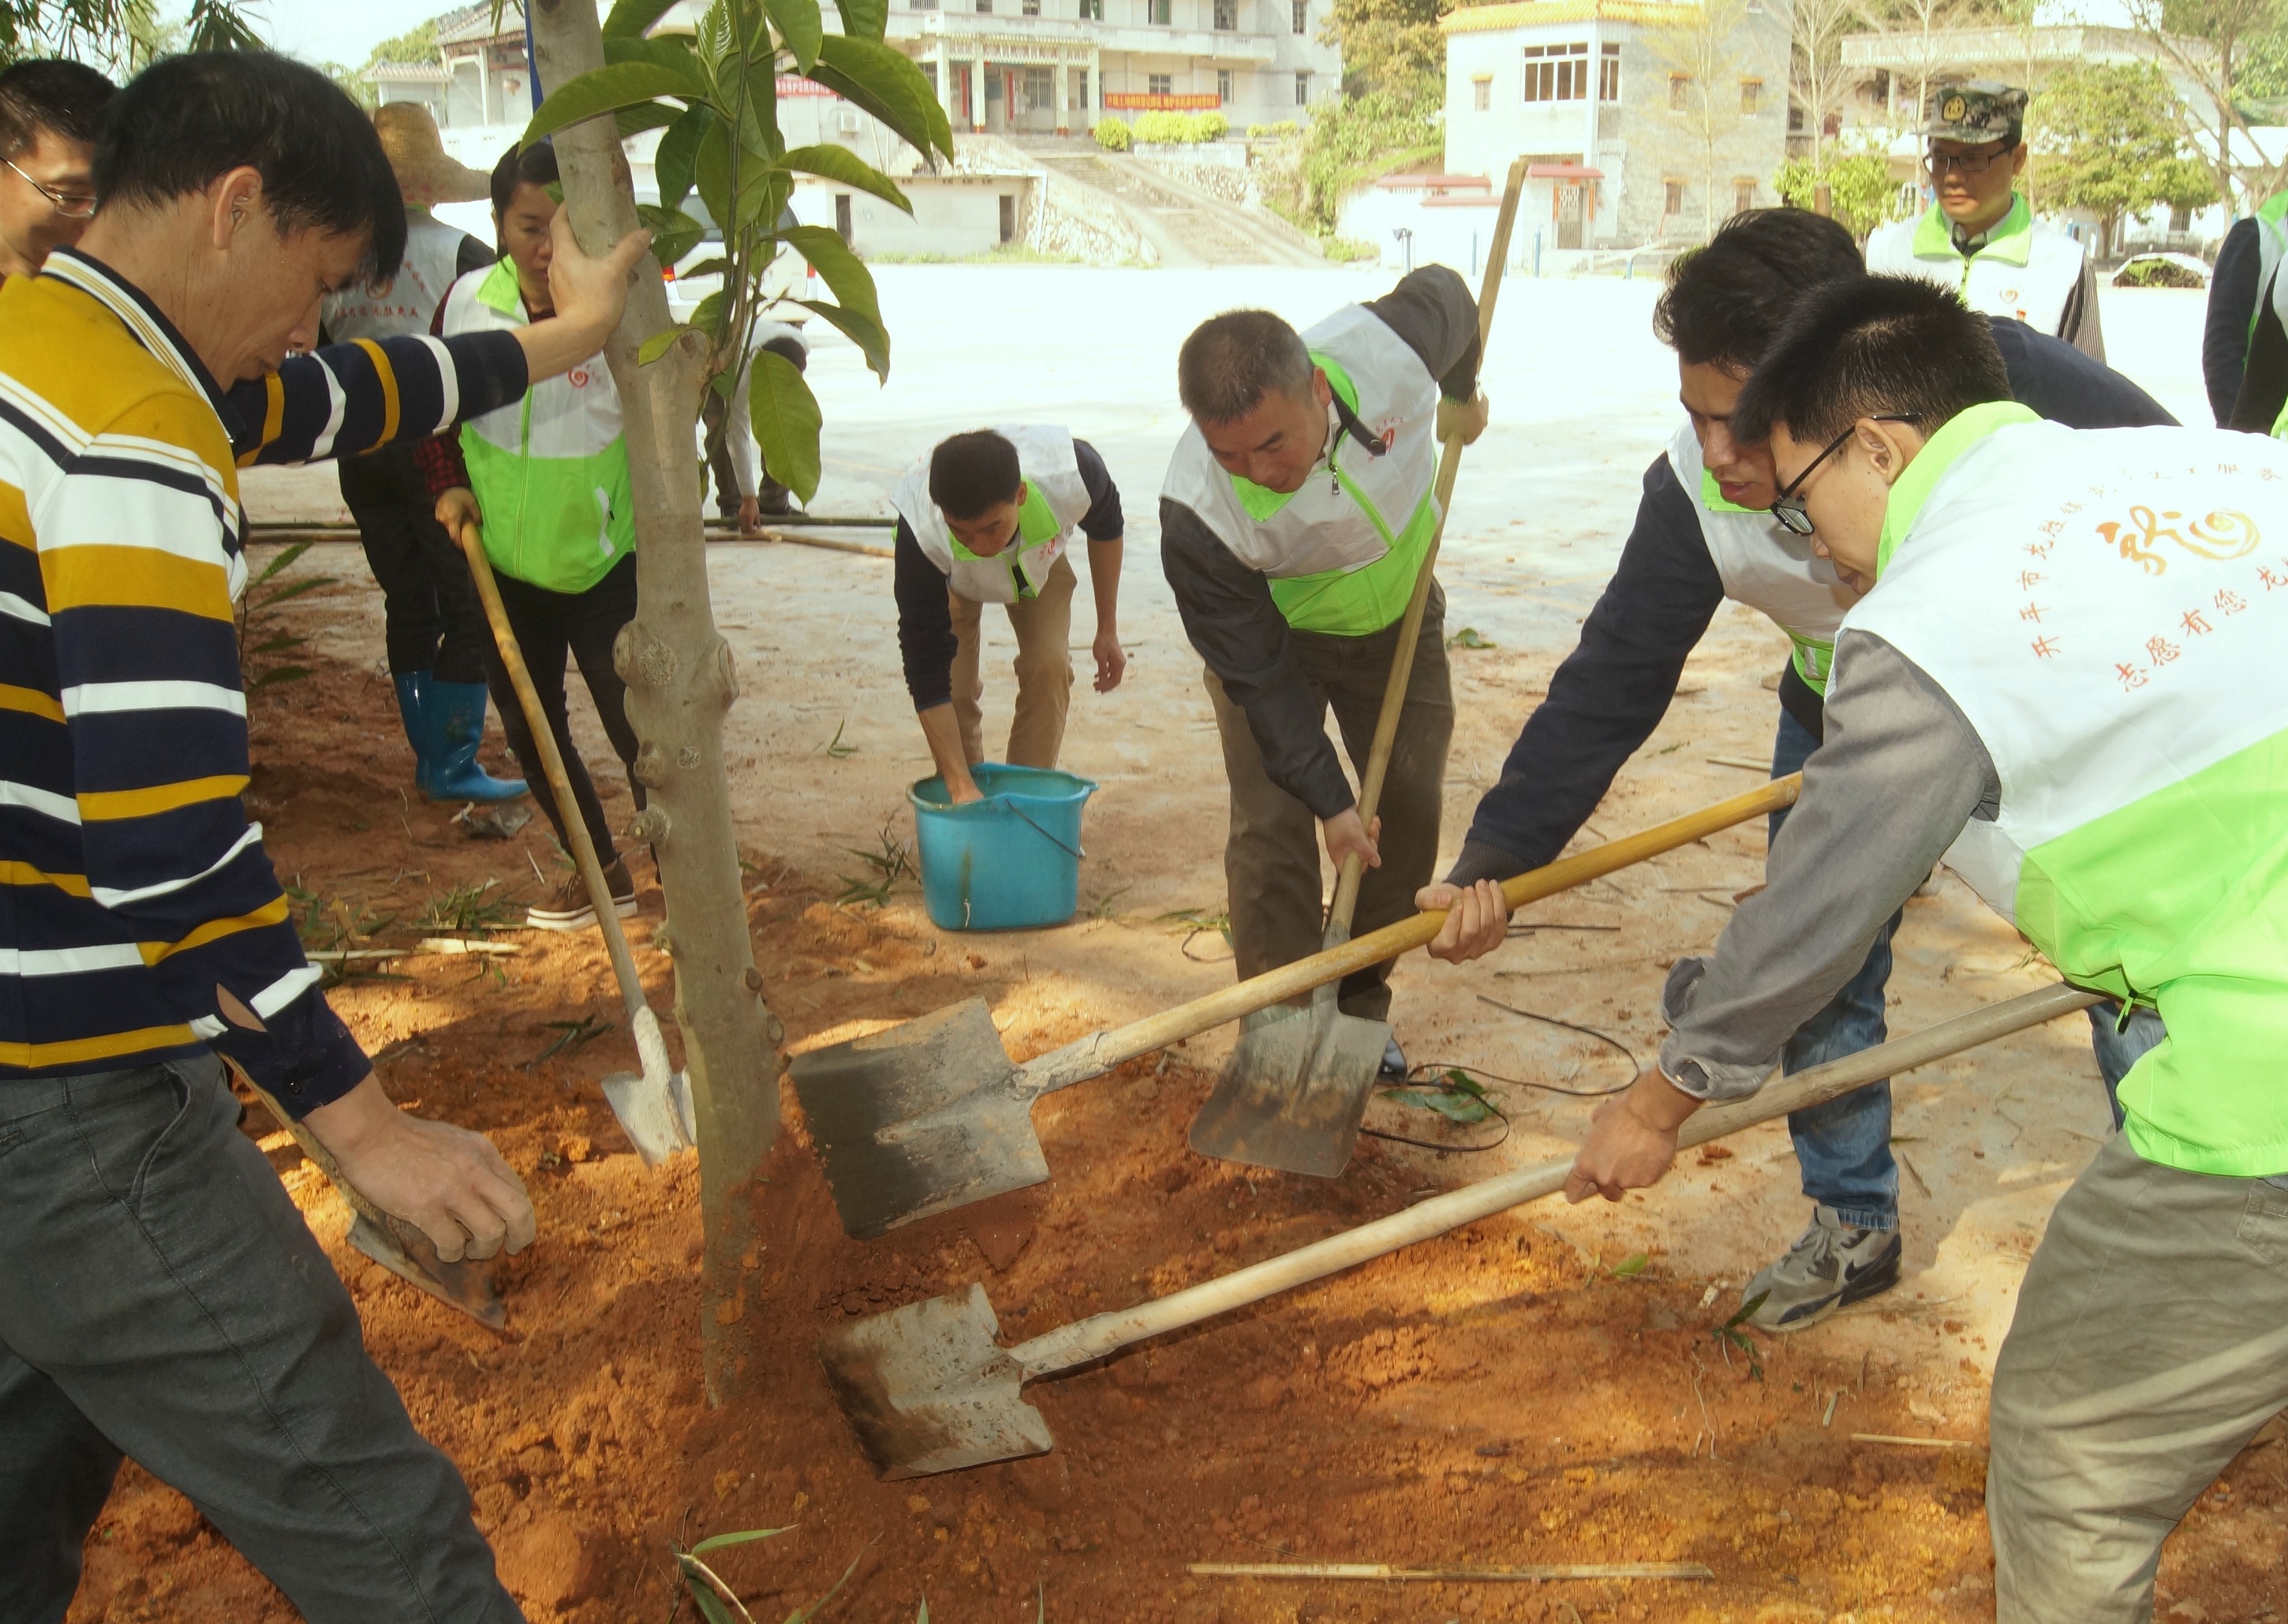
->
<box><xmin>1921</xmin><ymin>146</ymin><xmax>2009</xmax><ymax>178</ymax></box>
<box><xmin>3</xmin><ymin>156</ymin><xmax>97</xmax><ymax>218</ymax></box>
<box><xmin>1769</xmin><ymin>415</ymin><xmax>1921</xmax><ymax>537</ymax></box>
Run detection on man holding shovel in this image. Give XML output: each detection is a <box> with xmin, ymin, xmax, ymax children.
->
<box><xmin>1162</xmin><ymin>270</ymin><xmax>1487</xmax><ymax>1078</ymax></box>
<box><xmin>1422</xmin><ymin>209</ymin><xmax>2172</xmax><ymax>1332</ymax></box>
<box><xmin>1563</xmin><ymin>271</ymin><xmax>2288</xmax><ymax>1624</ymax></box>
<box><xmin>0</xmin><ymin>54</ymin><xmax>540</xmax><ymax>1621</ymax></box>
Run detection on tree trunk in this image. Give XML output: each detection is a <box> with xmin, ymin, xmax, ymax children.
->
<box><xmin>528</xmin><ymin>0</ymin><xmax>783</xmax><ymax>1406</ymax></box>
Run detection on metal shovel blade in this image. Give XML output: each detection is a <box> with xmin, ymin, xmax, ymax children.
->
<box><xmin>789</xmin><ymin>999</ymin><xmax>1051</xmax><ymax>1239</ymax></box>
<box><xmin>1188</xmin><ymin>989</ymin><xmax>1390</xmax><ymax>1178</ymax></box>
<box><xmin>346</xmin><ymin>1213</ymin><xmax>509</xmax><ymax>1332</ymax></box>
<box><xmin>602</xmin><ymin>1067</ymin><xmax>694</xmax><ymax>1167</ymax></box>
<box><xmin>817</xmin><ymin>1282</ymin><xmax>1052</xmax><ymax>1479</ymax></box>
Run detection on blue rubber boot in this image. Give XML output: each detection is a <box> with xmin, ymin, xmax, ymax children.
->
<box><xmin>392</xmin><ymin>670</ymin><xmax>434</xmax><ymax>796</ymax></box>
<box><xmin>421</xmin><ymin>678</ymin><xmax>527</xmax><ymax>802</ymax></box>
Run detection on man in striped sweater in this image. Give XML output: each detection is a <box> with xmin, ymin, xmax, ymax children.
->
<box><xmin>0</xmin><ymin>54</ymin><xmax>646</xmax><ymax>1624</ymax></box>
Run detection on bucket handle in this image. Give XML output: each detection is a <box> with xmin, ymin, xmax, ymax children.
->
<box><xmin>999</xmin><ymin>797</ymin><xmax>1086</xmax><ymax>862</ymax></box>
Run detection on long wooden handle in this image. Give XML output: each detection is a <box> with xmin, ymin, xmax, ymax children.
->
<box><xmin>453</xmin><ymin>519</ymin><xmax>652</xmax><ymax>1029</ymax></box>
<box><xmin>1013</xmin><ymin>981</ymin><xmax>2102</xmax><ymax>1378</ymax></box>
<box><xmin>1327</xmin><ymin>156</ymin><xmax>1531</xmax><ymax>936</ymax></box>
<box><xmin>1021</xmin><ymin>772</ymin><xmax>1800</xmax><ymax>1092</ymax></box>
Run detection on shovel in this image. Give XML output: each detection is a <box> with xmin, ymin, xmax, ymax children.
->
<box><xmin>451</xmin><ymin>518</ymin><xmax>694</xmax><ymax>1167</ymax></box>
<box><xmin>819</xmin><ymin>982</ymin><xmax>2102</xmax><ymax>1478</ymax></box>
<box><xmin>1191</xmin><ymin>158</ymin><xmax>1529</xmax><ymax>1178</ymax></box>
<box><xmin>233</xmin><ymin>1065</ymin><xmax>510</xmax><ymax>1332</ymax></box>
<box><xmin>792</xmin><ymin>773</ymin><xmax>1800</xmax><ymax>1238</ymax></box>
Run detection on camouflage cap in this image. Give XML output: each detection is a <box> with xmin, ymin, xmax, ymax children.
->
<box><xmin>1923</xmin><ymin>80</ymin><xmax>2028</xmax><ymax>144</ymax></box>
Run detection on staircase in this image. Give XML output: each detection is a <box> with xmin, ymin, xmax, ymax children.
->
<box><xmin>1023</xmin><ymin>145</ymin><xmax>1327</xmax><ymax>269</ymax></box>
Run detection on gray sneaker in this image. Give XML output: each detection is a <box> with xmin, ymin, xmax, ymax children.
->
<box><xmin>1740</xmin><ymin>1204</ymin><xmax>1901</xmax><ymax>1332</ymax></box>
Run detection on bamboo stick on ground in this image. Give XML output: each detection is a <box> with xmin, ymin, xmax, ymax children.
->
<box><xmin>1188</xmin><ymin>1562</ymin><xmax>1714</xmax><ymax>1582</ymax></box>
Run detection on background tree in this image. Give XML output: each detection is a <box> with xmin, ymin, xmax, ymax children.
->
<box><xmin>1789</xmin><ymin>0</ymin><xmax>1860</xmax><ymax>171</ymax></box>
<box><xmin>2128</xmin><ymin>0</ymin><xmax>2288</xmax><ymax>211</ymax></box>
<box><xmin>2</xmin><ymin>0</ymin><xmax>255</xmax><ymax>64</ymax></box>
<box><xmin>2031</xmin><ymin>59</ymin><xmax>2215</xmax><ymax>257</ymax></box>
<box><xmin>522</xmin><ymin>0</ymin><xmax>952</xmax><ymax>1403</ymax></box>
<box><xmin>1255</xmin><ymin>0</ymin><xmax>1440</xmax><ymax>237</ymax></box>
<box><xmin>1650</xmin><ymin>0</ymin><xmax>1753</xmax><ymax>241</ymax></box>
<box><xmin>1858</xmin><ymin>0</ymin><xmax>1977</xmax><ymax>136</ymax></box>
<box><xmin>1773</xmin><ymin>144</ymin><xmax>1908</xmax><ymax>240</ymax></box>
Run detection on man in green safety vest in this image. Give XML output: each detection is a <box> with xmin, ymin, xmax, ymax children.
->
<box><xmin>1866</xmin><ymin>80</ymin><xmax>2105</xmax><ymax>361</ymax></box>
<box><xmin>1564</xmin><ymin>271</ymin><xmax>2288</xmax><ymax>1624</ymax></box>
<box><xmin>1161</xmin><ymin>271</ymin><xmax>1487</xmax><ymax>1077</ymax></box>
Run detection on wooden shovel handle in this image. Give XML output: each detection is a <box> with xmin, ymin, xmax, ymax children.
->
<box><xmin>1328</xmin><ymin>155</ymin><xmax>1531</xmax><ymax>935</ymax></box>
<box><xmin>1041</xmin><ymin>771</ymin><xmax>1801</xmax><ymax>1085</ymax></box>
<box><xmin>452</xmin><ymin>517</ymin><xmax>651</xmax><ymax>1028</ymax></box>
<box><xmin>1014</xmin><ymin>981</ymin><xmax>2102</xmax><ymax>1379</ymax></box>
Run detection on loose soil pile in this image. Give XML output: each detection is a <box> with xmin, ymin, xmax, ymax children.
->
<box><xmin>68</xmin><ymin>571</ymin><xmax>2285</xmax><ymax>1624</ymax></box>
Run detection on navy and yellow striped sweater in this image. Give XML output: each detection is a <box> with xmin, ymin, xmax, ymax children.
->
<box><xmin>0</xmin><ymin>252</ymin><xmax>525</xmax><ymax>1112</ymax></box>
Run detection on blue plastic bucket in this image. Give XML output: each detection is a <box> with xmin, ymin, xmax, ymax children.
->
<box><xmin>908</xmin><ymin>763</ymin><xmax>1098</xmax><ymax>931</ymax></box>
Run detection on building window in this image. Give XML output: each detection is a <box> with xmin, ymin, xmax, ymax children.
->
<box><xmin>922</xmin><ymin>61</ymin><xmax>938</xmax><ymax>92</ymax></box>
<box><xmin>1292</xmin><ymin>0</ymin><xmax>1306</xmax><ymax>31</ymax></box>
<box><xmin>2170</xmin><ymin>202</ymin><xmax>2192</xmax><ymax>232</ymax></box>
<box><xmin>1733</xmin><ymin>178</ymin><xmax>1755</xmax><ymax>215</ymax></box>
<box><xmin>1078</xmin><ymin>0</ymin><xmax>1101</xmax><ymax>14</ymax></box>
<box><xmin>1295</xmin><ymin>69</ymin><xmax>1310</xmax><ymax>105</ymax></box>
<box><xmin>1072</xmin><ymin>65</ymin><xmax>1091</xmax><ymax>106</ymax></box>
<box><xmin>1147</xmin><ymin>0</ymin><xmax>1168</xmax><ymax>21</ymax></box>
<box><xmin>1668</xmin><ymin>73</ymin><xmax>1691</xmax><ymax>111</ymax></box>
<box><xmin>1024</xmin><ymin>65</ymin><xmax>1053</xmax><ymax>110</ymax></box>
<box><xmin>1598</xmin><ymin>41</ymin><xmax>1619</xmax><ymax>101</ymax></box>
<box><xmin>1663</xmin><ymin>177</ymin><xmax>1684</xmax><ymax>215</ymax></box>
<box><xmin>1217</xmin><ymin>67</ymin><xmax>1233</xmax><ymax>102</ymax></box>
<box><xmin>913</xmin><ymin>0</ymin><xmax>939</xmax><ymax>9</ymax></box>
<box><xmin>1214</xmin><ymin>0</ymin><xmax>1236</xmax><ymax>26</ymax></box>
<box><xmin>835</xmin><ymin>194</ymin><xmax>854</xmax><ymax>243</ymax></box>
<box><xmin>1787</xmin><ymin>99</ymin><xmax>1803</xmax><ymax>132</ymax></box>
<box><xmin>1023</xmin><ymin>0</ymin><xmax>1040</xmax><ymax>12</ymax></box>
<box><xmin>1522</xmin><ymin>43</ymin><xmax>1589</xmax><ymax>103</ymax></box>
<box><xmin>975</xmin><ymin>0</ymin><xmax>989</xmax><ymax>13</ymax></box>
<box><xmin>1472</xmin><ymin>75</ymin><xmax>1490</xmax><ymax>112</ymax></box>
<box><xmin>1150</xmin><ymin>72</ymin><xmax>1173</xmax><ymax>94</ymax></box>
<box><xmin>1739</xmin><ymin>77</ymin><xmax>1761</xmax><ymax>114</ymax></box>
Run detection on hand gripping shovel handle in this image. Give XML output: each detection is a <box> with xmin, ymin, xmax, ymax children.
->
<box><xmin>451</xmin><ymin>517</ymin><xmax>670</xmax><ymax>1085</ymax></box>
<box><xmin>1010</xmin><ymin>982</ymin><xmax>2102</xmax><ymax>1380</ymax></box>
<box><xmin>1022</xmin><ymin>771</ymin><xmax>1803</xmax><ymax>1092</ymax></box>
<box><xmin>1327</xmin><ymin>155</ymin><xmax>1531</xmax><ymax>938</ymax></box>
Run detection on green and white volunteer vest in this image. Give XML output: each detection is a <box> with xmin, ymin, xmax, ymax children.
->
<box><xmin>1665</xmin><ymin>420</ymin><xmax>1856</xmax><ymax>693</ymax></box>
<box><xmin>1841</xmin><ymin>405</ymin><xmax>2288</xmax><ymax>1178</ymax></box>
<box><xmin>439</xmin><ymin>261</ymin><xmax>634</xmax><ymax>595</ymax></box>
<box><xmin>891</xmin><ymin>425</ymin><xmax>1092</xmax><ymax>605</ymax></box>
<box><xmin>1864</xmin><ymin>194</ymin><xmax>2087</xmax><ymax>340</ymax></box>
<box><xmin>1162</xmin><ymin>302</ymin><xmax>1441</xmax><ymax>637</ymax></box>
<box><xmin>323</xmin><ymin>215</ymin><xmax>469</xmax><ymax>344</ymax></box>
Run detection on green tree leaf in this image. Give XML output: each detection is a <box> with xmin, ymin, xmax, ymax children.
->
<box><xmin>748</xmin><ymin>349</ymin><xmax>822</xmax><ymax>504</ymax></box>
<box><xmin>616</xmin><ymin>102</ymin><xmax>685</xmax><ymax>140</ymax></box>
<box><xmin>808</xmin><ymin>36</ymin><xmax>955</xmax><ymax>162</ymax></box>
<box><xmin>602</xmin><ymin>0</ymin><xmax>682</xmax><ymax>37</ymax></box>
<box><xmin>656</xmin><ymin>103</ymin><xmax>716</xmax><ymax>214</ymax></box>
<box><xmin>604</xmin><ymin>32</ymin><xmax>702</xmax><ymax>73</ymax></box>
<box><xmin>777</xmin><ymin>222</ymin><xmax>884</xmax><ymax>330</ymax></box>
<box><xmin>694</xmin><ymin>117</ymin><xmax>735</xmax><ymax>236</ymax></box>
<box><xmin>637</xmin><ymin>325</ymin><xmax>689</xmax><ymax>364</ymax></box>
<box><xmin>636</xmin><ymin>203</ymin><xmax>706</xmax><ymax>267</ymax></box>
<box><xmin>1609</xmin><ymin>1253</ymin><xmax>1649</xmax><ymax>1279</ymax></box>
<box><xmin>792</xmin><ymin>297</ymin><xmax>891</xmax><ymax>381</ymax></box>
<box><xmin>780</xmin><ymin>143</ymin><xmax>911</xmax><ymax>212</ymax></box>
<box><xmin>523</xmin><ymin>63</ymin><xmax>708</xmax><ymax>148</ymax></box>
<box><xmin>765</xmin><ymin>0</ymin><xmax>824</xmax><ymax>73</ymax></box>
<box><xmin>839</xmin><ymin>0</ymin><xmax>888</xmax><ymax>41</ymax></box>
<box><xmin>690</xmin><ymin>1525</ymin><xmax>795</xmax><ymax>1555</ymax></box>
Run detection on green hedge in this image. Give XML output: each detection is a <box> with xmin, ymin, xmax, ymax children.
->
<box><xmin>1130</xmin><ymin>110</ymin><xmax>1229</xmax><ymax>144</ymax></box>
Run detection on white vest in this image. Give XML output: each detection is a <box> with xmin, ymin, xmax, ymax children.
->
<box><xmin>1664</xmin><ymin>420</ymin><xmax>1857</xmax><ymax>690</ymax></box>
<box><xmin>323</xmin><ymin>214</ymin><xmax>474</xmax><ymax>343</ymax></box>
<box><xmin>439</xmin><ymin>263</ymin><xmax>622</xmax><ymax>465</ymax></box>
<box><xmin>892</xmin><ymin>425</ymin><xmax>1092</xmax><ymax>605</ymax></box>
<box><xmin>1842</xmin><ymin>416</ymin><xmax>2287</xmax><ymax>923</ymax></box>
<box><xmin>1865</xmin><ymin>200</ymin><xmax>2087</xmax><ymax>340</ymax></box>
<box><xmin>1161</xmin><ymin>301</ymin><xmax>1441</xmax><ymax>607</ymax></box>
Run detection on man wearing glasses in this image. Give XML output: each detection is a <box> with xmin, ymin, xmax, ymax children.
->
<box><xmin>1417</xmin><ymin>210</ymin><xmax>2169</xmax><ymax>1335</ymax></box>
<box><xmin>0</xmin><ymin>58</ymin><xmax>107</xmax><ymax>280</ymax></box>
<box><xmin>1865</xmin><ymin>79</ymin><xmax>2105</xmax><ymax>362</ymax></box>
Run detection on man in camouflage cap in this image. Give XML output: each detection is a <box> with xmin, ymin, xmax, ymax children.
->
<box><xmin>1865</xmin><ymin>79</ymin><xmax>2105</xmax><ymax>361</ymax></box>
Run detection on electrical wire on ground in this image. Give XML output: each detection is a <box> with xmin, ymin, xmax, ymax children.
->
<box><xmin>1360</xmin><ymin>995</ymin><xmax>1639</xmax><ymax>1155</ymax></box>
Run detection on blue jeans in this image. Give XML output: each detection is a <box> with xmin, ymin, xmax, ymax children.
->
<box><xmin>1771</xmin><ymin>708</ymin><xmax>1903</xmax><ymax>1231</ymax></box>
<box><xmin>2088</xmin><ymin>1002</ymin><xmax>2168</xmax><ymax>1129</ymax></box>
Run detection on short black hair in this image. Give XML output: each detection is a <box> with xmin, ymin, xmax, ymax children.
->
<box><xmin>929</xmin><ymin>431</ymin><xmax>1022</xmax><ymax>520</ymax></box>
<box><xmin>1653</xmin><ymin>207</ymin><xmax>1867</xmax><ymax>374</ymax></box>
<box><xmin>0</xmin><ymin>58</ymin><xmax>115</xmax><ymax>162</ymax></box>
<box><xmin>1733</xmin><ymin>274</ymin><xmax>2013</xmax><ymax>447</ymax></box>
<box><xmin>1178</xmin><ymin>308</ymin><xmax>1314</xmax><ymax>424</ymax></box>
<box><xmin>489</xmin><ymin>139</ymin><xmax>559</xmax><ymax>222</ymax></box>
<box><xmin>94</xmin><ymin>54</ymin><xmax>406</xmax><ymax>277</ymax></box>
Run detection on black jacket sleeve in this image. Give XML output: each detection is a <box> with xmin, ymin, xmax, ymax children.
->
<box><xmin>1448</xmin><ymin>457</ymin><xmax>1724</xmax><ymax>886</ymax></box>
<box><xmin>1989</xmin><ymin>317</ymin><xmax>2177</xmax><ymax>429</ymax></box>
<box><xmin>2206</xmin><ymin>218</ymin><xmax>2262</xmax><ymax>427</ymax></box>
<box><xmin>1363</xmin><ymin>265</ymin><xmax>1481</xmax><ymax>401</ymax></box>
<box><xmin>894</xmin><ymin>518</ymin><xmax>959</xmax><ymax>711</ymax></box>
<box><xmin>2233</xmin><ymin>267</ymin><xmax>2288</xmax><ymax>434</ymax></box>
<box><xmin>1071</xmin><ymin>438</ymin><xmax>1123</xmax><ymax>540</ymax></box>
<box><xmin>1161</xmin><ymin>495</ymin><xmax>1355</xmax><ymax>818</ymax></box>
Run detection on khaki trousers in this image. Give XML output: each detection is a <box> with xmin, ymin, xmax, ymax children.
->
<box><xmin>1988</xmin><ymin>1129</ymin><xmax>2288</xmax><ymax>1623</ymax></box>
<box><xmin>1205</xmin><ymin>586</ymin><xmax>1453</xmax><ymax>1024</ymax></box>
<box><xmin>948</xmin><ymin>553</ymin><xmax>1076</xmax><ymax>769</ymax></box>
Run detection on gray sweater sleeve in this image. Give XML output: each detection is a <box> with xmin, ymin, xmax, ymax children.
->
<box><xmin>1657</xmin><ymin>632</ymin><xmax>1998</xmax><ymax>1100</ymax></box>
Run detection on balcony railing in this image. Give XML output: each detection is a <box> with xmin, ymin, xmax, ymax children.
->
<box><xmin>884</xmin><ymin>9</ymin><xmax>1280</xmax><ymax>59</ymax></box>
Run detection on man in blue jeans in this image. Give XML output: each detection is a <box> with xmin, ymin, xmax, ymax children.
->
<box><xmin>1419</xmin><ymin>209</ymin><xmax>2171</xmax><ymax>1331</ymax></box>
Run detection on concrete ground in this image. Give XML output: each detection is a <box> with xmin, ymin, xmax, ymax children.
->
<box><xmin>247</xmin><ymin>272</ymin><xmax>2215</xmax><ymax>1395</ymax></box>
